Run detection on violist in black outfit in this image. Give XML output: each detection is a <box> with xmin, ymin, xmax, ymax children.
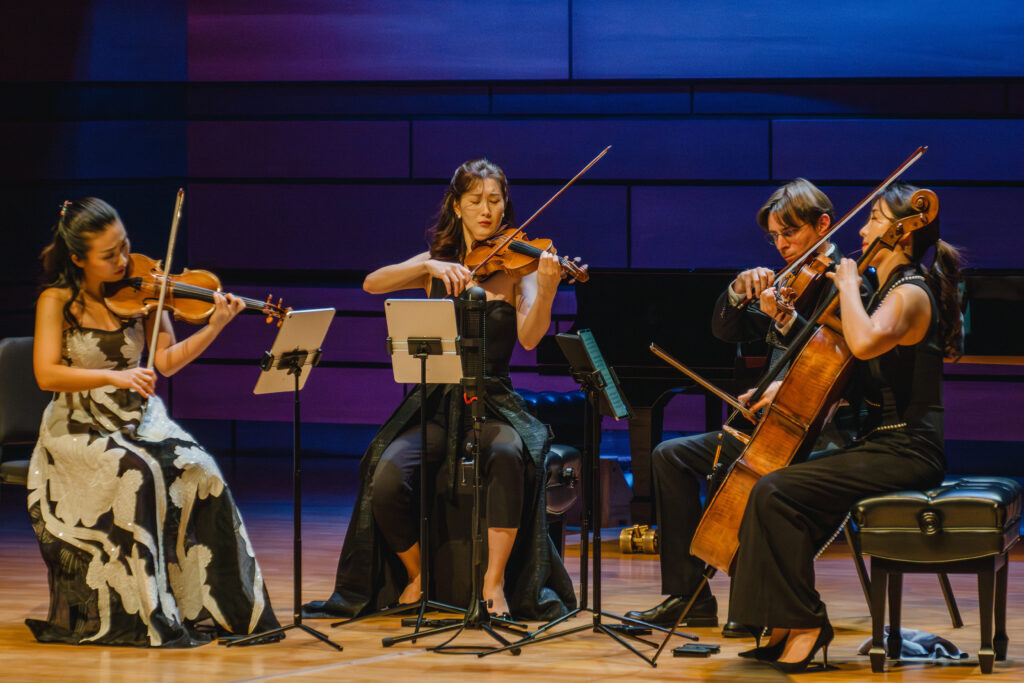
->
<box><xmin>303</xmin><ymin>159</ymin><xmax>577</xmax><ymax>621</ymax></box>
<box><xmin>727</xmin><ymin>182</ymin><xmax>962</xmax><ymax>672</ymax></box>
<box><xmin>627</xmin><ymin>179</ymin><xmax>852</xmax><ymax>635</ymax></box>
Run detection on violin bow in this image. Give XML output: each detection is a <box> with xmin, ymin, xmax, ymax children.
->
<box><xmin>468</xmin><ymin>145</ymin><xmax>612</xmax><ymax>279</ymax></box>
<box><xmin>145</xmin><ymin>188</ymin><xmax>185</xmax><ymax>371</ymax></box>
<box><xmin>742</xmin><ymin>146</ymin><xmax>928</xmax><ymax>308</ymax></box>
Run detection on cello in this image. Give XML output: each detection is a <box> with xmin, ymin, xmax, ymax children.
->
<box><xmin>690</xmin><ymin>187</ymin><xmax>940</xmax><ymax>576</ymax></box>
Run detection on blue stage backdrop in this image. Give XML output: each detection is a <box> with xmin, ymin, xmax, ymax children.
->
<box><xmin>0</xmin><ymin>1</ymin><xmax>1021</xmax><ymax>460</ymax></box>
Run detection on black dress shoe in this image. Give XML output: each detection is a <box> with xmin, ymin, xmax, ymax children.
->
<box><xmin>624</xmin><ymin>594</ymin><xmax>718</xmax><ymax>628</ymax></box>
<box><xmin>722</xmin><ymin>620</ymin><xmax>755</xmax><ymax>638</ymax></box>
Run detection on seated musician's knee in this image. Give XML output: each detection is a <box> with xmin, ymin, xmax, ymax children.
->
<box><xmin>371</xmin><ymin>460</ymin><xmax>410</xmax><ymax>512</ymax></box>
<box><xmin>749</xmin><ymin>471</ymin><xmax>786</xmax><ymax>515</ymax></box>
<box><xmin>485</xmin><ymin>443</ymin><xmax>525</xmax><ymax>484</ymax></box>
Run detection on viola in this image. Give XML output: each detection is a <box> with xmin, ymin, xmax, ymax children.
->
<box><xmin>104</xmin><ymin>253</ymin><xmax>289</xmax><ymax>326</ymax></box>
<box><xmin>464</xmin><ymin>228</ymin><xmax>589</xmax><ymax>282</ymax></box>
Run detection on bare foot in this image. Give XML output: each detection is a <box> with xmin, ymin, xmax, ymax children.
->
<box><xmin>482</xmin><ymin>575</ymin><xmax>509</xmax><ymax>615</ymax></box>
<box><xmin>398</xmin><ymin>574</ymin><xmax>421</xmax><ymax>604</ymax></box>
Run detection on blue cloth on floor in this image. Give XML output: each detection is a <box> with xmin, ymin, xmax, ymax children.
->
<box><xmin>858</xmin><ymin>626</ymin><xmax>967</xmax><ymax>659</ymax></box>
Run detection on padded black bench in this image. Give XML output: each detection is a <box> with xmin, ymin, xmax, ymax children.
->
<box><xmin>853</xmin><ymin>477</ymin><xmax>1022</xmax><ymax>674</ymax></box>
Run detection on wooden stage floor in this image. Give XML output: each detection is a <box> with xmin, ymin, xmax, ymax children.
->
<box><xmin>1</xmin><ymin>456</ymin><xmax>1022</xmax><ymax>682</ymax></box>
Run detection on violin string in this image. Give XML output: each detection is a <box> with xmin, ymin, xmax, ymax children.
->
<box><xmin>153</xmin><ymin>277</ymin><xmax>272</xmax><ymax>310</ymax></box>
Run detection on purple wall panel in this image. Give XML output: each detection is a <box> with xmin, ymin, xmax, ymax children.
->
<box><xmin>0</xmin><ymin>122</ymin><xmax>185</xmax><ymax>179</ymax></box>
<box><xmin>412</xmin><ymin>120</ymin><xmax>769</xmax><ymax>181</ymax></box>
<box><xmin>186</xmin><ymin>184</ymin><xmax>442</xmax><ymax>271</ymax></box>
<box><xmin>929</xmin><ymin>188</ymin><xmax>1024</xmax><ymax>270</ymax></box>
<box><xmin>223</xmin><ymin>285</ymin><xmax>384</xmax><ymax>313</ymax></box>
<box><xmin>813</xmin><ymin>185</ymin><xmax>1024</xmax><ymax>270</ymax></box>
<box><xmin>631</xmin><ymin>187</ymin><xmax>780</xmax><ymax>269</ymax></box>
<box><xmin>662</xmin><ymin>392</ymin><xmax>708</xmax><ymax>433</ymax></box>
<box><xmin>187</xmin><ymin>0</ymin><xmax>568</xmax><ymax>81</ymax></box>
<box><xmin>511</xmin><ymin>186</ymin><xmax>628</xmax><ymax>268</ymax></box>
<box><xmin>188</xmin><ymin>121</ymin><xmax>408</xmax><ymax>178</ymax></box>
<box><xmin>944</xmin><ymin>382</ymin><xmax>1024</xmax><ymax>442</ymax></box>
<box><xmin>573</xmin><ymin>1</ymin><xmax>1024</xmax><ymax>79</ymax></box>
<box><xmin>695</xmin><ymin>83</ymin><xmax>1005</xmax><ymax>116</ymax></box>
<box><xmin>493</xmin><ymin>85</ymin><xmax>691</xmax><ymax>115</ymax></box>
<box><xmin>171</xmin><ymin>364</ymin><xmax>401</xmax><ymax>424</ymax></box>
<box><xmin>199</xmin><ymin>314</ymin><xmax>388</xmax><ymax>364</ymax></box>
<box><xmin>773</xmin><ymin>120</ymin><xmax>1024</xmax><ymax>182</ymax></box>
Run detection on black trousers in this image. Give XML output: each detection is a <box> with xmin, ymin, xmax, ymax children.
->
<box><xmin>727</xmin><ymin>432</ymin><xmax>944</xmax><ymax>629</ymax></box>
<box><xmin>371</xmin><ymin>419</ymin><xmax>526</xmax><ymax>554</ymax></box>
<box><xmin>651</xmin><ymin>430</ymin><xmax>748</xmax><ymax>596</ymax></box>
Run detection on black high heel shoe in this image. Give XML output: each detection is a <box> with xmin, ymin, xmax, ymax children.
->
<box><xmin>769</xmin><ymin>622</ymin><xmax>834</xmax><ymax>673</ymax></box>
<box><xmin>738</xmin><ymin>638</ymin><xmax>787</xmax><ymax>660</ymax></box>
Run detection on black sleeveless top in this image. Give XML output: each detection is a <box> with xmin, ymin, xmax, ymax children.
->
<box><xmin>858</xmin><ymin>265</ymin><xmax>944</xmax><ymax>457</ymax></box>
<box><xmin>429</xmin><ymin>279</ymin><xmax>517</xmax><ymax>379</ymax></box>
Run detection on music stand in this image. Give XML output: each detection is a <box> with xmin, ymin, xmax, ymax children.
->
<box><xmin>481</xmin><ymin>329</ymin><xmax>697</xmax><ymax>666</ymax></box>
<box><xmin>331</xmin><ymin>298</ymin><xmax>466</xmax><ymax>635</ymax></box>
<box><xmin>223</xmin><ymin>307</ymin><xmax>341</xmax><ymax>650</ymax></box>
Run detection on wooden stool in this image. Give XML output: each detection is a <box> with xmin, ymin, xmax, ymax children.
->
<box><xmin>853</xmin><ymin>477</ymin><xmax>1022</xmax><ymax>673</ymax></box>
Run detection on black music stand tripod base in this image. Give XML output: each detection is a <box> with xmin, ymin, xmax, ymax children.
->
<box><xmin>480</xmin><ymin>331</ymin><xmax>696</xmax><ymax>665</ymax></box>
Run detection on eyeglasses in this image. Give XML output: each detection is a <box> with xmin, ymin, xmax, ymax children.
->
<box><xmin>765</xmin><ymin>224</ymin><xmax>808</xmax><ymax>245</ymax></box>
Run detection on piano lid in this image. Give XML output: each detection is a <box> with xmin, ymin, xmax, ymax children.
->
<box><xmin>537</xmin><ymin>269</ymin><xmax>739</xmax><ymax>377</ymax></box>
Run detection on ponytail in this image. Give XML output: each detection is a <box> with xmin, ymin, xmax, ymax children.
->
<box><xmin>924</xmin><ymin>239</ymin><xmax>964</xmax><ymax>360</ymax></box>
<box><xmin>38</xmin><ymin>197</ymin><xmax>121</xmax><ymax>329</ymax></box>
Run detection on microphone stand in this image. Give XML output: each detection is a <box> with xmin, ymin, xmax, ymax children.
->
<box><xmin>382</xmin><ymin>288</ymin><xmax>528</xmax><ymax>653</ymax></box>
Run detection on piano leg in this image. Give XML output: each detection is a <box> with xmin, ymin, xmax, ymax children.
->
<box><xmin>627</xmin><ymin>404</ymin><xmax>664</xmax><ymax>524</ymax></box>
<box><xmin>628</xmin><ymin>393</ymin><xmax>725</xmax><ymax>524</ymax></box>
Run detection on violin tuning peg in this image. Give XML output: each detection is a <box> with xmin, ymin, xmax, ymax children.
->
<box><xmin>266</xmin><ymin>315</ymin><xmax>272</xmax><ymax>324</ymax></box>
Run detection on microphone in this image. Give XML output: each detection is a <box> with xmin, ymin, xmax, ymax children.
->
<box><xmin>459</xmin><ymin>286</ymin><xmax>487</xmax><ymax>404</ymax></box>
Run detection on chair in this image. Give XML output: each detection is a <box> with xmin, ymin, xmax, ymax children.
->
<box><xmin>0</xmin><ymin>337</ymin><xmax>52</xmax><ymax>499</ymax></box>
<box><xmin>852</xmin><ymin>477</ymin><xmax>1022</xmax><ymax>674</ymax></box>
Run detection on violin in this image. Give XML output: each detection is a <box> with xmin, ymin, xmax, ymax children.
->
<box><xmin>773</xmin><ymin>251</ymin><xmax>835</xmax><ymax>318</ymax></box>
<box><xmin>462</xmin><ymin>145</ymin><xmax>611</xmax><ymax>285</ymax></box>
<box><xmin>104</xmin><ymin>253</ymin><xmax>289</xmax><ymax>325</ymax></box>
<box><xmin>464</xmin><ymin>228</ymin><xmax>589</xmax><ymax>283</ymax></box>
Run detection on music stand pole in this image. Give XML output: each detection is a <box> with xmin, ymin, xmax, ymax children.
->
<box><xmin>338</xmin><ymin>344</ymin><xmax>465</xmax><ymax>632</ymax></box>
<box><xmin>382</xmin><ymin>290</ymin><xmax>528</xmax><ymax>652</ymax></box>
<box><xmin>225</xmin><ymin>349</ymin><xmax>342</xmax><ymax>650</ymax></box>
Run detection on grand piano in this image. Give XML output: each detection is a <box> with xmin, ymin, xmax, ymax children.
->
<box><xmin>537</xmin><ymin>269</ymin><xmax>742</xmax><ymax>523</ymax></box>
<box><xmin>538</xmin><ymin>268</ymin><xmax>1024</xmax><ymax>524</ymax></box>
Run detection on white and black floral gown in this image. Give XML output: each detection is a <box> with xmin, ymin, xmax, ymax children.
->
<box><xmin>26</xmin><ymin>318</ymin><xmax>279</xmax><ymax>646</ymax></box>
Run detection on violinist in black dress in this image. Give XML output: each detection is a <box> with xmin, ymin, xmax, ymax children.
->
<box><xmin>304</xmin><ymin>159</ymin><xmax>577</xmax><ymax>620</ymax></box>
<box><xmin>729</xmin><ymin>182</ymin><xmax>962</xmax><ymax>672</ymax></box>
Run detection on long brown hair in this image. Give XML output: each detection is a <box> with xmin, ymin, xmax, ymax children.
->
<box><xmin>428</xmin><ymin>159</ymin><xmax>514</xmax><ymax>262</ymax></box>
<box><xmin>39</xmin><ymin>197</ymin><xmax>121</xmax><ymax>329</ymax></box>
<box><xmin>879</xmin><ymin>182</ymin><xmax>964</xmax><ymax>359</ymax></box>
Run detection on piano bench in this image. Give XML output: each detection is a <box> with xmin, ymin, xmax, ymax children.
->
<box><xmin>852</xmin><ymin>477</ymin><xmax>1022</xmax><ymax>674</ymax></box>
<box><xmin>517</xmin><ymin>389</ymin><xmax>585</xmax><ymax>448</ymax></box>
